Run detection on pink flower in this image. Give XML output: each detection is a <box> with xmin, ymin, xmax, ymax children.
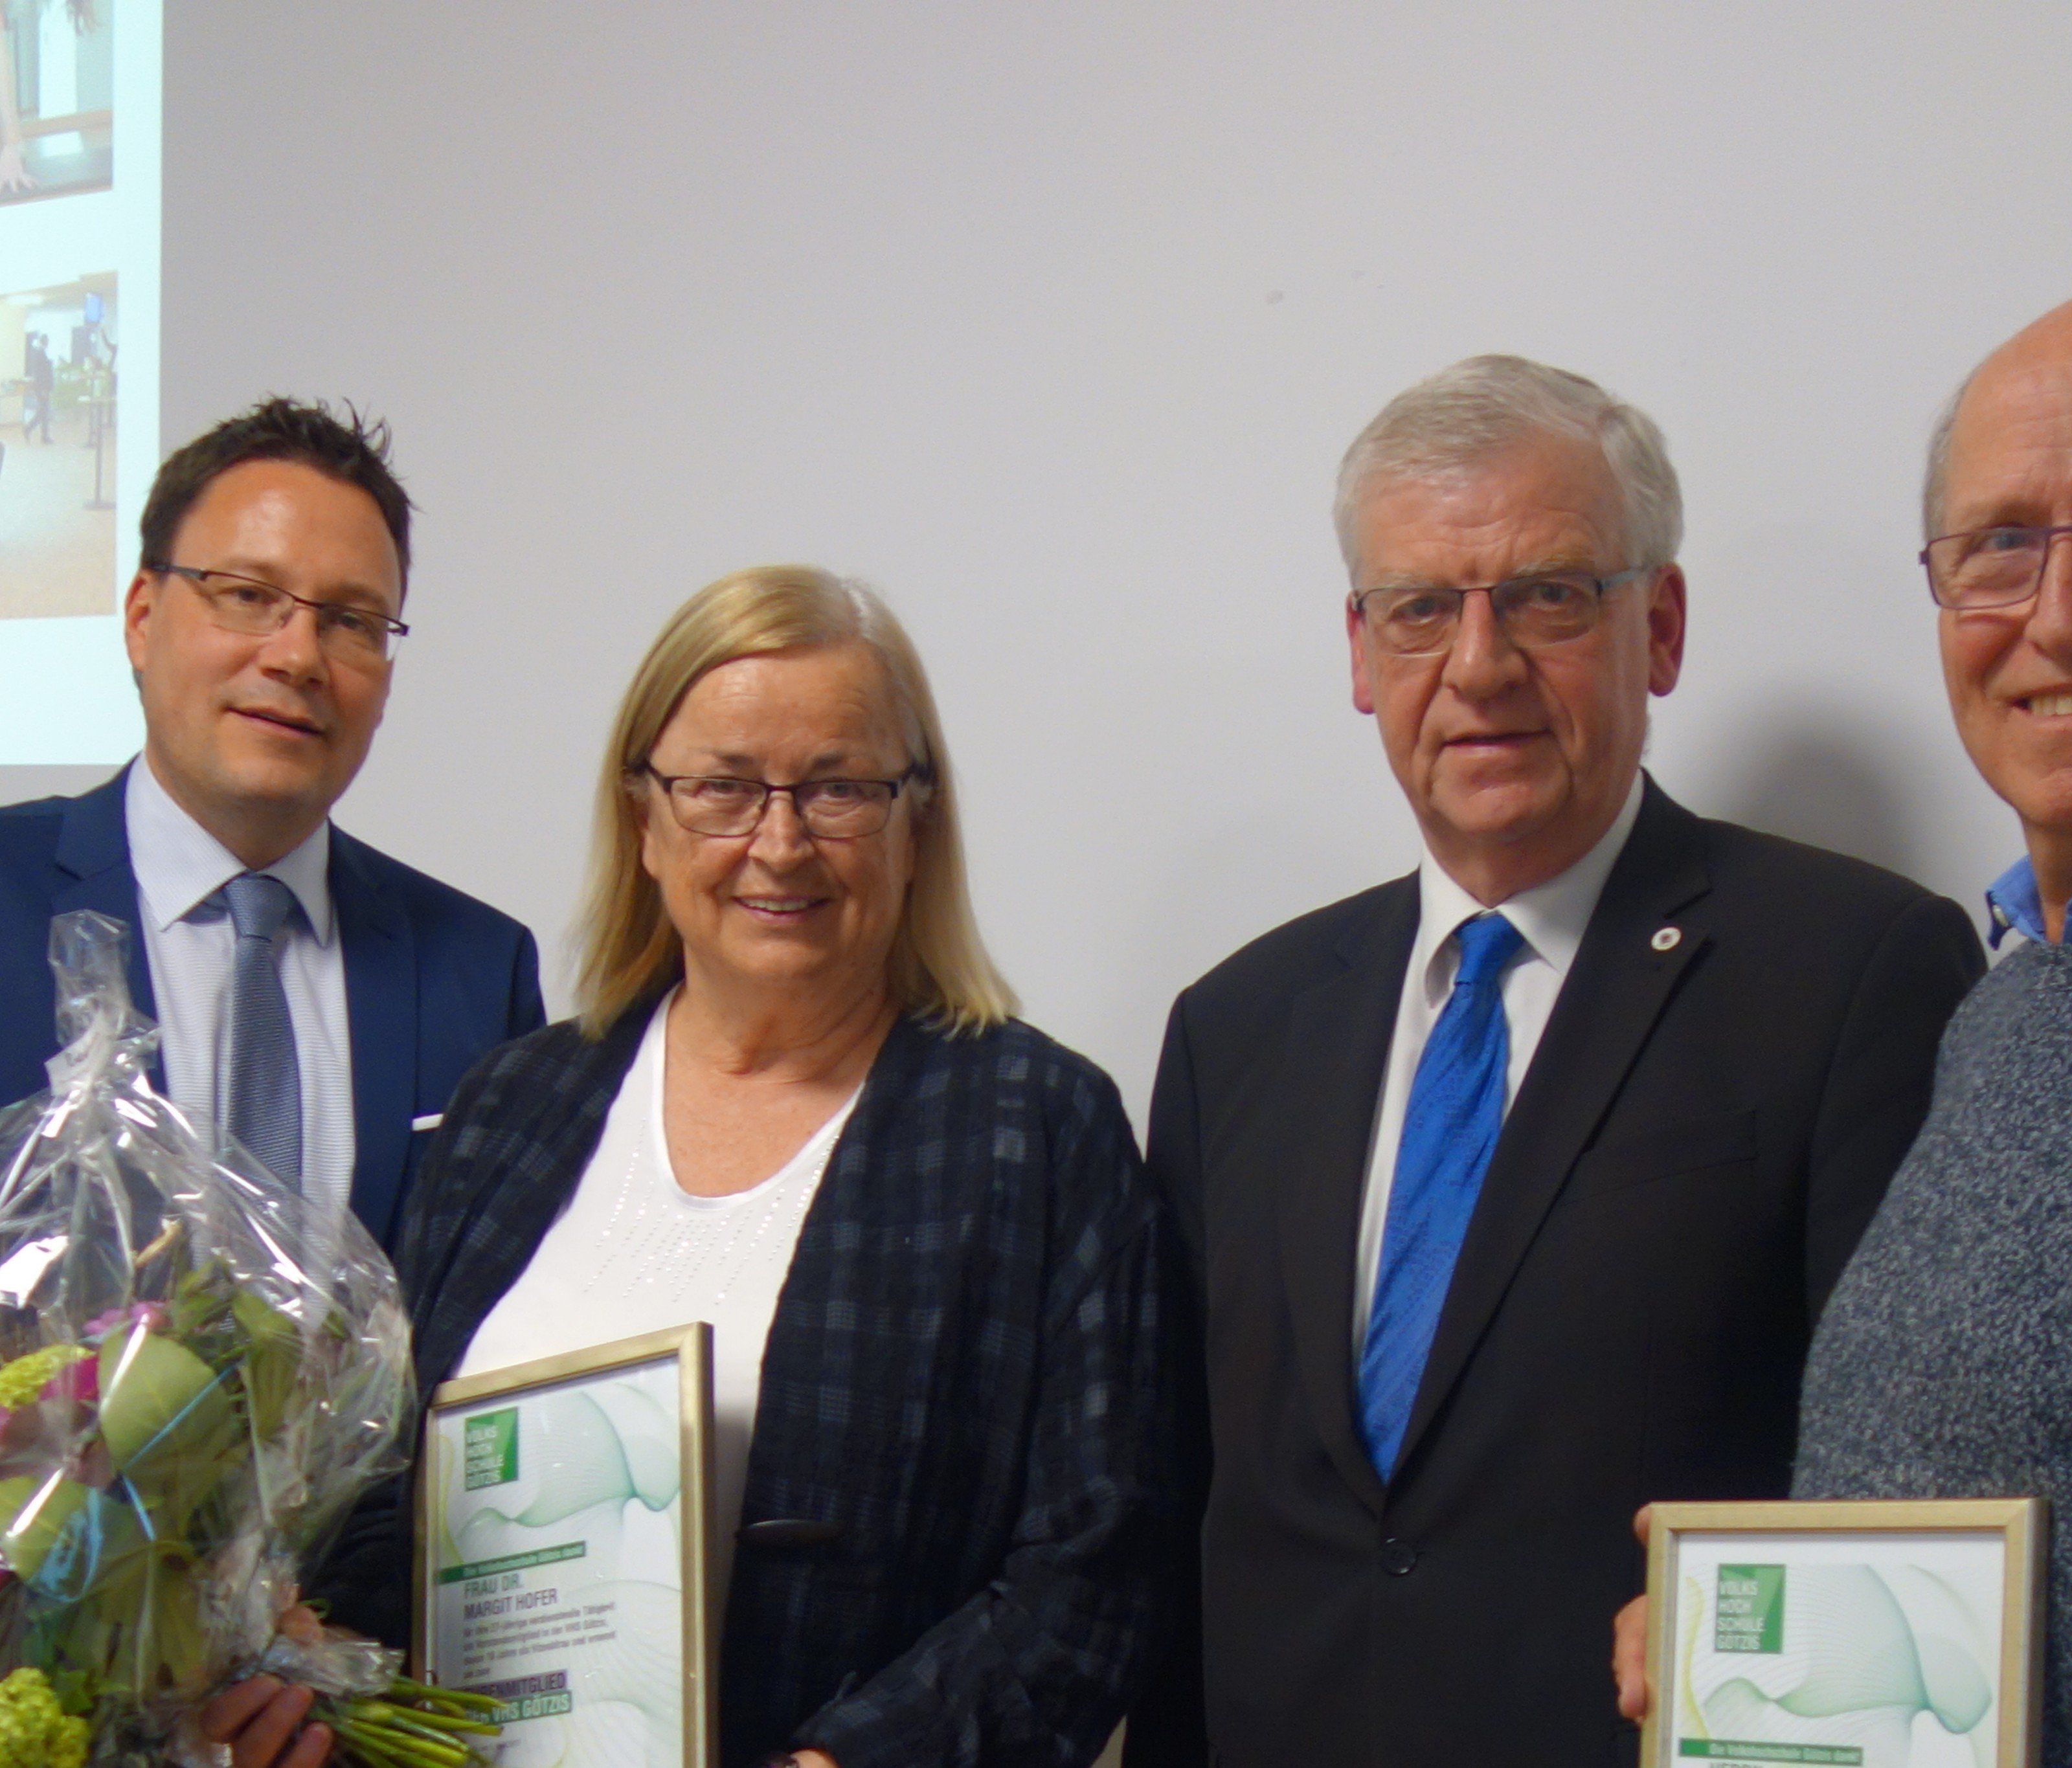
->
<box><xmin>43</xmin><ymin>1357</ymin><xmax>96</xmax><ymax>1405</ymax></box>
<box><xmin>82</xmin><ymin>1303</ymin><xmax>168</xmax><ymax>1342</ymax></box>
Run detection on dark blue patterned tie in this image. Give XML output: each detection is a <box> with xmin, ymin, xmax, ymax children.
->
<box><xmin>1358</xmin><ymin>911</ymin><xmax>1523</xmax><ymax>1478</ymax></box>
<box><xmin>223</xmin><ymin>872</ymin><xmax>302</xmax><ymax>1191</ymax></box>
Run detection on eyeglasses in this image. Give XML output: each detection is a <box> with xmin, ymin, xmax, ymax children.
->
<box><xmin>151</xmin><ymin>565</ymin><xmax>409</xmax><ymax>662</ymax></box>
<box><xmin>639</xmin><ymin>766</ymin><xmax>923</xmax><ymax>838</ymax></box>
<box><xmin>1348</xmin><ymin>566</ymin><xmax>1653</xmax><ymax>657</ymax></box>
<box><xmin>1920</xmin><ymin>526</ymin><xmax>2072</xmax><ymax>611</ymax></box>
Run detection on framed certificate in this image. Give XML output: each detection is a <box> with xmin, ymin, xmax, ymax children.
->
<box><xmin>414</xmin><ymin>1323</ymin><xmax>717</xmax><ymax>1767</ymax></box>
<box><xmin>1641</xmin><ymin>1499</ymin><xmax>2046</xmax><ymax>1768</ymax></box>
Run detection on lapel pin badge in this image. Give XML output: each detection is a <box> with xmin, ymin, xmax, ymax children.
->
<box><xmin>1650</xmin><ymin>925</ymin><xmax>1682</xmax><ymax>952</ymax></box>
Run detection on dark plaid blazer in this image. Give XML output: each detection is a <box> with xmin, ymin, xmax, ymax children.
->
<box><xmin>320</xmin><ymin>1005</ymin><xmax>1187</xmax><ymax>1768</ymax></box>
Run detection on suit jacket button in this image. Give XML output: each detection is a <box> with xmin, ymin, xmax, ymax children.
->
<box><xmin>1380</xmin><ymin>1538</ymin><xmax>1417</xmax><ymax>1576</ymax></box>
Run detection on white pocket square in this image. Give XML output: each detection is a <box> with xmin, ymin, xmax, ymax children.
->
<box><xmin>411</xmin><ymin>1113</ymin><xmax>444</xmax><ymax>1133</ymax></box>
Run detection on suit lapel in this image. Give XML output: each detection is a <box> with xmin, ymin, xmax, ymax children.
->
<box><xmin>332</xmin><ymin>831</ymin><xmax>417</xmax><ymax>1247</ymax></box>
<box><xmin>1391</xmin><ymin>781</ymin><xmax>1712</xmax><ymax>1479</ymax></box>
<box><xmin>52</xmin><ymin>765</ymin><xmax>156</xmax><ymax>1026</ymax></box>
<box><xmin>1274</xmin><ymin>878</ymin><xmax>1418</xmax><ymax>1517</ymax></box>
<box><xmin>53</xmin><ymin>768</ymin><xmax>165</xmax><ymax>1091</ymax></box>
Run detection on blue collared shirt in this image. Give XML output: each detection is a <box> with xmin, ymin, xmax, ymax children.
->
<box><xmin>1986</xmin><ymin>855</ymin><xmax>2049</xmax><ymax>948</ymax></box>
<box><xmin>125</xmin><ymin>757</ymin><xmax>355</xmax><ymax>1233</ymax></box>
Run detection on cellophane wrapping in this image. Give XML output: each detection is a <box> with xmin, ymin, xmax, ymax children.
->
<box><xmin>0</xmin><ymin>911</ymin><xmax>413</xmax><ymax>1765</ymax></box>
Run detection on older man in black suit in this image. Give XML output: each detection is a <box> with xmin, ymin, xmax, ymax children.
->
<box><xmin>1132</xmin><ymin>355</ymin><xmax>1983</xmax><ymax>1767</ymax></box>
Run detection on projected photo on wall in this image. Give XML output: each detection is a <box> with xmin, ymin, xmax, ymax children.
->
<box><xmin>0</xmin><ymin>0</ymin><xmax>155</xmax><ymax>765</ymax></box>
<box><xmin>2</xmin><ymin>270</ymin><xmax>118</xmax><ymax>618</ymax></box>
<box><xmin>1</xmin><ymin>1</ymin><xmax>113</xmax><ymax>205</ymax></box>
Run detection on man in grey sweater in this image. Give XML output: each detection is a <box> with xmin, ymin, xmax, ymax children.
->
<box><xmin>1614</xmin><ymin>296</ymin><xmax>2072</xmax><ymax>1760</ymax></box>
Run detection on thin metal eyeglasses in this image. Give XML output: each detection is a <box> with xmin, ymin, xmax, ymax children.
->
<box><xmin>1348</xmin><ymin>566</ymin><xmax>1653</xmax><ymax>657</ymax></box>
<box><xmin>1921</xmin><ymin>526</ymin><xmax>2072</xmax><ymax>612</ymax></box>
<box><xmin>150</xmin><ymin>564</ymin><xmax>409</xmax><ymax>662</ymax></box>
<box><xmin>638</xmin><ymin>765</ymin><xmax>924</xmax><ymax>838</ymax></box>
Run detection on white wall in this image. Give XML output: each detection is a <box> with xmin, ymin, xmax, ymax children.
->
<box><xmin>10</xmin><ymin>1</ymin><xmax>2070</xmax><ymax>1121</ymax></box>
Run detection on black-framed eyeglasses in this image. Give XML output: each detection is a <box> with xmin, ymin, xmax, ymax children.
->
<box><xmin>638</xmin><ymin>765</ymin><xmax>923</xmax><ymax>838</ymax></box>
<box><xmin>1348</xmin><ymin>566</ymin><xmax>1653</xmax><ymax>657</ymax></box>
<box><xmin>149</xmin><ymin>564</ymin><xmax>409</xmax><ymax>662</ymax></box>
<box><xmin>1920</xmin><ymin>526</ymin><xmax>2072</xmax><ymax>612</ymax></box>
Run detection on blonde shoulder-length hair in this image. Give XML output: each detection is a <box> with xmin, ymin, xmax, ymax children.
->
<box><xmin>574</xmin><ymin>564</ymin><xmax>1019</xmax><ymax>1038</ymax></box>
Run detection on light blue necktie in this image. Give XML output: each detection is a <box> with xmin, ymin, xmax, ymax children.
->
<box><xmin>1358</xmin><ymin>911</ymin><xmax>1523</xmax><ymax>1479</ymax></box>
<box><xmin>223</xmin><ymin>872</ymin><xmax>302</xmax><ymax>1192</ymax></box>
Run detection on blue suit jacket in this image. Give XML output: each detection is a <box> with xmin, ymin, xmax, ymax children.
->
<box><xmin>0</xmin><ymin>767</ymin><xmax>546</xmax><ymax>1250</ymax></box>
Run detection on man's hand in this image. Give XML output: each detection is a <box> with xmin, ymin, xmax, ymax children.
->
<box><xmin>1613</xmin><ymin>1593</ymin><xmax>1651</xmax><ymax>1720</ymax></box>
<box><xmin>197</xmin><ymin>1675</ymin><xmax>332</xmax><ymax>1768</ymax></box>
<box><xmin>1613</xmin><ymin>1504</ymin><xmax>1654</xmax><ymax>1723</ymax></box>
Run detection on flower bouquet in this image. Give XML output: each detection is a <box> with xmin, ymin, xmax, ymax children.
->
<box><xmin>0</xmin><ymin>912</ymin><xmax>495</xmax><ymax>1767</ymax></box>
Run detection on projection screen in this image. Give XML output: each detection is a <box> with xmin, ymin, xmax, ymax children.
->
<box><xmin>0</xmin><ymin>0</ymin><xmax>157</xmax><ymax>765</ymax></box>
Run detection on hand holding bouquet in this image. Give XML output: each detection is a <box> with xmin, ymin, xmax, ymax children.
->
<box><xmin>0</xmin><ymin>913</ymin><xmax>493</xmax><ymax>1766</ymax></box>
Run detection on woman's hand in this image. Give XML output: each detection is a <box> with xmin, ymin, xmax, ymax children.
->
<box><xmin>196</xmin><ymin>1675</ymin><xmax>332</xmax><ymax>1768</ymax></box>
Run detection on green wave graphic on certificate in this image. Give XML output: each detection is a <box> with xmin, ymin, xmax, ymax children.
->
<box><xmin>438</xmin><ymin>1371</ymin><xmax>684</xmax><ymax>1767</ymax></box>
<box><xmin>1673</xmin><ymin>1560</ymin><xmax>1998</xmax><ymax>1768</ymax></box>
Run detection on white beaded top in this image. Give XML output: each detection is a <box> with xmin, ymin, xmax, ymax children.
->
<box><xmin>456</xmin><ymin>990</ymin><xmax>861</xmax><ymax>1604</ymax></box>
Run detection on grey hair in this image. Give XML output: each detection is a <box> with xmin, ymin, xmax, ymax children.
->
<box><xmin>1333</xmin><ymin>354</ymin><xmax>1684</xmax><ymax>580</ymax></box>
<box><xmin>1922</xmin><ymin>372</ymin><xmax>1974</xmax><ymax>541</ymax></box>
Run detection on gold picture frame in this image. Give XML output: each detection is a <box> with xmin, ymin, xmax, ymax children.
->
<box><xmin>1641</xmin><ymin>1498</ymin><xmax>2045</xmax><ymax>1768</ymax></box>
<box><xmin>413</xmin><ymin>1323</ymin><xmax>717</xmax><ymax>1767</ymax></box>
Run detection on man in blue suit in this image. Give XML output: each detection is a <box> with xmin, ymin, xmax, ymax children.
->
<box><xmin>0</xmin><ymin>397</ymin><xmax>544</xmax><ymax>1254</ymax></box>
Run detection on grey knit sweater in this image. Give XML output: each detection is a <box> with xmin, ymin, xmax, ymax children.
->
<box><xmin>1796</xmin><ymin>937</ymin><xmax>2072</xmax><ymax>1762</ymax></box>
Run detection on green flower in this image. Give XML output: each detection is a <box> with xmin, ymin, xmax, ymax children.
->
<box><xmin>0</xmin><ymin>1666</ymin><xmax>89</xmax><ymax>1768</ymax></box>
<box><xmin>0</xmin><ymin>1346</ymin><xmax>87</xmax><ymax>1414</ymax></box>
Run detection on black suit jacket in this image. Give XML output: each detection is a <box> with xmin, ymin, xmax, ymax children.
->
<box><xmin>1136</xmin><ymin>779</ymin><xmax>1984</xmax><ymax>1768</ymax></box>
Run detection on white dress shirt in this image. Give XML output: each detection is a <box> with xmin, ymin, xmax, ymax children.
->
<box><xmin>1351</xmin><ymin>774</ymin><xmax>1644</xmax><ymax>1349</ymax></box>
<box><xmin>125</xmin><ymin>757</ymin><xmax>356</xmax><ymax>1236</ymax></box>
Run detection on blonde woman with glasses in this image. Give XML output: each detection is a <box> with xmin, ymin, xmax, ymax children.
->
<box><xmin>297</xmin><ymin>566</ymin><xmax>1185</xmax><ymax>1768</ymax></box>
